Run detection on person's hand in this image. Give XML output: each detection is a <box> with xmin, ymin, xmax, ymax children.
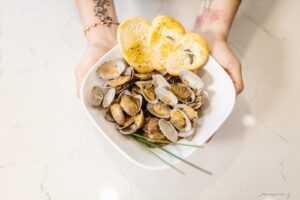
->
<box><xmin>203</xmin><ymin>33</ymin><xmax>244</xmax><ymax>94</ymax></box>
<box><xmin>75</xmin><ymin>27</ymin><xmax>117</xmax><ymax>97</ymax></box>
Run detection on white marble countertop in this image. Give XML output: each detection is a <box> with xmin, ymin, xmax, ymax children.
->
<box><xmin>0</xmin><ymin>0</ymin><xmax>299</xmax><ymax>199</ymax></box>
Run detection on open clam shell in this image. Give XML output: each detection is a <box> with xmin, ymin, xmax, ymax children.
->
<box><xmin>116</xmin><ymin>116</ymin><xmax>135</xmax><ymax>129</ymax></box>
<box><xmin>179</xmin><ymin>70</ymin><xmax>204</xmax><ymax>90</ymax></box>
<box><xmin>104</xmin><ymin>75</ymin><xmax>131</xmax><ymax>88</ymax></box>
<box><xmin>110</xmin><ymin>103</ymin><xmax>126</xmax><ymax>125</ymax></box>
<box><xmin>171</xmin><ymin>83</ymin><xmax>195</xmax><ymax>103</ymax></box>
<box><xmin>120</xmin><ymin>93</ymin><xmax>140</xmax><ymax>116</ymax></box>
<box><xmin>158</xmin><ymin>119</ymin><xmax>178</xmax><ymax>142</ymax></box>
<box><xmin>154</xmin><ymin>87</ymin><xmax>178</xmax><ymax>106</ymax></box>
<box><xmin>169</xmin><ymin>108</ymin><xmax>192</xmax><ymax>132</ymax></box>
<box><xmin>174</xmin><ymin>104</ymin><xmax>198</xmax><ymax>120</ymax></box>
<box><xmin>103</xmin><ymin>88</ymin><xmax>116</xmax><ymax>108</ymax></box>
<box><xmin>147</xmin><ymin>102</ymin><xmax>171</xmax><ymax>119</ymax></box>
<box><xmin>136</xmin><ymin>81</ymin><xmax>158</xmax><ymax>104</ymax></box>
<box><xmin>178</xmin><ymin>120</ymin><xmax>196</xmax><ymax>138</ymax></box>
<box><xmin>118</xmin><ymin>111</ymin><xmax>144</xmax><ymax>135</ymax></box>
<box><xmin>97</xmin><ymin>59</ymin><xmax>126</xmax><ymax>80</ymax></box>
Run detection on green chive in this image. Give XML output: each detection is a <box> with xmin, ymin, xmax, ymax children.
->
<box><xmin>134</xmin><ymin>137</ymin><xmax>185</xmax><ymax>175</ymax></box>
<box><xmin>135</xmin><ymin>136</ymin><xmax>212</xmax><ymax>175</ymax></box>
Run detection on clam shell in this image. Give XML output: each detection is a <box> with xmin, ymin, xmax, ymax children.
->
<box><xmin>158</xmin><ymin>119</ymin><xmax>178</xmax><ymax>142</ymax></box>
<box><xmin>136</xmin><ymin>81</ymin><xmax>158</xmax><ymax>104</ymax></box>
<box><xmin>152</xmin><ymin>74</ymin><xmax>170</xmax><ymax>89</ymax></box>
<box><xmin>116</xmin><ymin>116</ymin><xmax>135</xmax><ymax>129</ymax></box>
<box><xmin>178</xmin><ymin>120</ymin><xmax>196</xmax><ymax>138</ymax></box>
<box><xmin>134</xmin><ymin>111</ymin><xmax>144</xmax><ymax>129</ymax></box>
<box><xmin>179</xmin><ymin>70</ymin><xmax>204</xmax><ymax>90</ymax></box>
<box><xmin>119</xmin><ymin>123</ymin><xmax>138</xmax><ymax>135</ymax></box>
<box><xmin>102</xmin><ymin>88</ymin><xmax>116</xmax><ymax>108</ymax></box>
<box><xmin>154</xmin><ymin>87</ymin><xmax>178</xmax><ymax>106</ymax></box>
<box><xmin>97</xmin><ymin>59</ymin><xmax>126</xmax><ymax>80</ymax></box>
<box><xmin>147</xmin><ymin>102</ymin><xmax>171</xmax><ymax>119</ymax></box>
<box><xmin>120</xmin><ymin>94</ymin><xmax>139</xmax><ymax>116</ymax></box>
<box><xmin>88</xmin><ymin>85</ymin><xmax>104</xmax><ymax>106</ymax></box>
<box><xmin>110</xmin><ymin>103</ymin><xmax>125</xmax><ymax>125</ymax></box>
<box><xmin>124</xmin><ymin>66</ymin><xmax>134</xmax><ymax>77</ymax></box>
<box><xmin>171</xmin><ymin>83</ymin><xmax>195</xmax><ymax>103</ymax></box>
<box><xmin>170</xmin><ymin>108</ymin><xmax>192</xmax><ymax>132</ymax></box>
<box><xmin>104</xmin><ymin>75</ymin><xmax>131</xmax><ymax>88</ymax></box>
<box><xmin>174</xmin><ymin>104</ymin><xmax>198</xmax><ymax>120</ymax></box>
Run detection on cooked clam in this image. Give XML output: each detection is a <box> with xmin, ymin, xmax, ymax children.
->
<box><xmin>154</xmin><ymin>87</ymin><xmax>178</xmax><ymax>106</ymax></box>
<box><xmin>171</xmin><ymin>83</ymin><xmax>195</xmax><ymax>103</ymax></box>
<box><xmin>88</xmin><ymin>85</ymin><xmax>104</xmax><ymax>106</ymax></box>
<box><xmin>117</xmin><ymin>111</ymin><xmax>144</xmax><ymax>134</ymax></box>
<box><xmin>134</xmin><ymin>111</ymin><xmax>144</xmax><ymax>129</ymax></box>
<box><xmin>103</xmin><ymin>88</ymin><xmax>116</xmax><ymax>108</ymax></box>
<box><xmin>119</xmin><ymin>123</ymin><xmax>138</xmax><ymax>135</ymax></box>
<box><xmin>110</xmin><ymin>103</ymin><xmax>125</xmax><ymax>125</ymax></box>
<box><xmin>179</xmin><ymin>70</ymin><xmax>204</xmax><ymax>90</ymax></box>
<box><xmin>120</xmin><ymin>94</ymin><xmax>139</xmax><ymax>116</ymax></box>
<box><xmin>97</xmin><ymin>59</ymin><xmax>126</xmax><ymax>79</ymax></box>
<box><xmin>170</xmin><ymin>108</ymin><xmax>192</xmax><ymax>132</ymax></box>
<box><xmin>158</xmin><ymin>119</ymin><xmax>178</xmax><ymax>142</ymax></box>
<box><xmin>133</xmin><ymin>94</ymin><xmax>143</xmax><ymax>110</ymax></box>
<box><xmin>136</xmin><ymin>81</ymin><xmax>158</xmax><ymax>104</ymax></box>
<box><xmin>116</xmin><ymin>116</ymin><xmax>135</xmax><ymax>129</ymax></box>
<box><xmin>105</xmin><ymin>75</ymin><xmax>131</xmax><ymax>88</ymax></box>
<box><xmin>175</xmin><ymin>104</ymin><xmax>198</xmax><ymax>120</ymax></box>
<box><xmin>89</xmin><ymin>56</ymin><xmax>208</xmax><ymax>145</ymax></box>
<box><xmin>147</xmin><ymin>102</ymin><xmax>171</xmax><ymax>118</ymax></box>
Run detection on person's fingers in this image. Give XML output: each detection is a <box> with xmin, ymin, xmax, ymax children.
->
<box><xmin>210</xmin><ymin>41</ymin><xmax>244</xmax><ymax>94</ymax></box>
<box><xmin>75</xmin><ymin>48</ymin><xmax>108</xmax><ymax>98</ymax></box>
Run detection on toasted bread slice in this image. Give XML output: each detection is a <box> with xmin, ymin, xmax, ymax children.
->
<box><xmin>149</xmin><ymin>16</ymin><xmax>185</xmax><ymax>71</ymax></box>
<box><xmin>166</xmin><ymin>32</ymin><xmax>209</xmax><ymax>75</ymax></box>
<box><xmin>117</xmin><ymin>17</ymin><xmax>153</xmax><ymax>73</ymax></box>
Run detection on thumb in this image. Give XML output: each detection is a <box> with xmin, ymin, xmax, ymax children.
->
<box><xmin>210</xmin><ymin>41</ymin><xmax>244</xmax><ymax>94</ymax></box>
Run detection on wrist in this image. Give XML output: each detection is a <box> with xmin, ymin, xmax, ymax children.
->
<box><xmin>85</xmin><ymin>24</ymin><xmax>118</xmax><ymax>49</ymax></box>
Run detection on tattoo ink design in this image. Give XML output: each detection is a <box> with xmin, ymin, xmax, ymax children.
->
<box><xmin>194</xmin><ymin>0</ymin><xmax>223</xmax><ymax>29</ymax></box>
<box><xmin>93</xmin><ymin>0</ymin><xmax>117</xmax><ymax>26</ymax></box>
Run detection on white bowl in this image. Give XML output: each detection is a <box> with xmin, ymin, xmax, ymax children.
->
<box><xmin>80</xmin><ymin>45</ymin><xmax>236</xmax><ymax>170</ymax></box>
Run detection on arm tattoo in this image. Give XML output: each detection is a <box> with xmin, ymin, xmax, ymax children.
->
<box><xmin>93</xmin><ymin>0</ymin><xmax>115</xmax><ymax>26</ymax></box>
<box><xmin>194</xmin><ymin>0</ymin><xmax>223</xmax><ymax>29</ymax></box>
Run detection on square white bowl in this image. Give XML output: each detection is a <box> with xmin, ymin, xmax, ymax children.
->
<box><xmin>80</xmin><ymin>45</ymin><xmax>236</xmax><ymax>170</ymax></box>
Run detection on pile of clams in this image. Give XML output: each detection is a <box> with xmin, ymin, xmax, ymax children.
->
<box><xmin>88</xmin><ymin>59</ymin><xmax>207</xmax><ymax>143</ymax></box>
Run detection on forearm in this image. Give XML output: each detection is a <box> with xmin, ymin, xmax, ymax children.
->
<box><xmin>194</xmin><ymin>0</ymin><xmax>241</xmax><ymax>41</ymax></box>
<box><xmin>76</xmin><ymin>0</ymin><xmax>118</xmax><ymax>47</ymax></box>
